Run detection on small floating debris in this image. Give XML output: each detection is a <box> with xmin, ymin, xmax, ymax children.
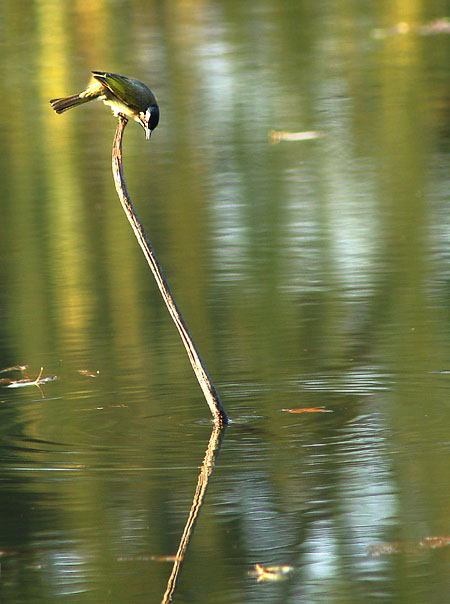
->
<box><xmin>0</xmin><ymin>365</ymin><xmax>29</xmax><ymax>375</ymax></box>
<box><xmin>367</xmin><ymin>542</ymin><xmax>415</xmax><ymax>556</ymax></box>
<box><xmin>4</xmin><ymin>367</ymin><xmax>57</xmax><ymax>388</ymax></box>
<box><xmin>371</xmin><ymin>22</ymin><xmax>410</xmax><ymax>39</ymax></box>
<box><xmin>0</xmin><ymin>366</ymin><xmax>58</xmax><ymax>397</ymax></box>
<box><xmin>249</xmin><ymin>563</ymin><xmax>295</xmax><ymax>582</ymax></box>
<box><xmin>77</xmin><ymin>403</ymin><xmax>128</xmax><ymax>412</ymax></box>
<box><xmin>419</xmin><ymin>536</ymin><xmax>450</xmax><ymax>549</ymax></box>
<box><xmin>371</xmin><ymin>18</ymin><xmax>450</xmax><ymax>39</ymax></box>
<box><xmin>417</xmin><ymin>18</ymin><xmax>450</xmax><ymax>35</ymax></box>
<box><xmin>269</xmin><ymin>130</ymin><xmax>324</xmax><ymax>144</ymax></box>
<box><xmin>367</xmin><ymin>535</ymin><xmax>450</xmax><ymax>556</ymax></box>
<box><xmin>282</xmin><ymin>407</ymin><xmax>332</xmax><ymax>413</ymax></box>
<box><xmin>77</xmin><ymin>369</ymin><xmax>100</xmax><ymax>378</ymax></box>
<box><xmin>117</xmin><ymin>554</ymin><xmax>178</xmax><ymax>563</ymax></box>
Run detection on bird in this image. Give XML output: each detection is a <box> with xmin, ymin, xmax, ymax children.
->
<box><xmin>49</xmin><ymin>71</ymin><xmax>159</xmax><ymax>139</ymax></box>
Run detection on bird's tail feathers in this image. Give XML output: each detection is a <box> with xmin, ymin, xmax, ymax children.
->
<box><xmin>49</xmin><ymin>94</ymin><xmax>91</xmax><ymax>114</ymax></box>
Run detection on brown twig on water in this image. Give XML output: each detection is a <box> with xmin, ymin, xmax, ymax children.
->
<box><xmin>112</xmin><ymin>116</ymin><xmax>228</xmax><ymax>425</ymax></box>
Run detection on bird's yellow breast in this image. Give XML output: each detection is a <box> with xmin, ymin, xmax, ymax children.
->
<box><xmin>102</xmin><ymin>97</ymin><xmax>137</xmax><ymax>120</ymax></box>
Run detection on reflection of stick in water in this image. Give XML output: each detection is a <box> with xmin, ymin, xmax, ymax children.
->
<box><xmin>161</xmin><ymin>424</ymin><xmax>226</xmax><ymax>604</ymax></box>
<box><xmin>112</xmin><ymin>116</ymin><xmax>228</xmax><ymax>425</ymax></box>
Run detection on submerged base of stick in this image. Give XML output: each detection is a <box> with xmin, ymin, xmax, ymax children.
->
<box><xmin>112</xmin><ymin>116</ymin><xmax>228</xmax><ymax>425</ymax></box>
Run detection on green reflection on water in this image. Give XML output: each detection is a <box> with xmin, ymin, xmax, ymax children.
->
<box><xmin>0</xmin><ymin>1</ymin><xmax>449</xmax><ymax>603</ymax></box>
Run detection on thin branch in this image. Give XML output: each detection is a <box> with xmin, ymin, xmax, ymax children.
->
<box><xmin>112</xmin><ymin>116</ymin><xmax>228</xmax><ymax>425</ymax></box>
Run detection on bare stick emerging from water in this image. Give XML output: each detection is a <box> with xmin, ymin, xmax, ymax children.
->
<box><xmin>112</xmin><ymin>116</ymin><xmax>228</xmax><ymax>425</ymax></box>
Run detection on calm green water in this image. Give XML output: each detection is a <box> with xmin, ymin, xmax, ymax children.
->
<box><xmin>1</xmin><ymin>2</ymin><xmax>450</xmax><ymax>603</ymax></box>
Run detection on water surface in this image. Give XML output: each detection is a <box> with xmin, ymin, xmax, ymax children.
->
<box><xmin>0</xmin><ymin>2</ymin><xmax>450</xmax><ymax>603</ymax></box>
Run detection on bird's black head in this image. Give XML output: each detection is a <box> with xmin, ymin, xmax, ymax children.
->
<box><xmin>139</xmin><ymin>104</ymin><xmax>160</xmax><ymax>140</ymax></box>
<box><xmin>149</xmin><ymin>104</ymin><xmax>159</xmax><ymax>132</ymax></box>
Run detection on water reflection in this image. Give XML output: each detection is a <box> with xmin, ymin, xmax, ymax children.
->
<box><xmin>1</xmin><ymin>1</ymin><xmax>450</xmax><ymax>603</ymax></box>
<box><xmin>162</xmin><ymin>423</ymin><xmax>226</xmax><ymax>603</ymax></box>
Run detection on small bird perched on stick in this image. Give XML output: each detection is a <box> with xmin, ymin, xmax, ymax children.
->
<box><xmin>49</xmin><ymin>71</ymin><xmax>159</xmax><ymax>139</ymax></box>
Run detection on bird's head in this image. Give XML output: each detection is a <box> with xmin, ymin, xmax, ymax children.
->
<box><xmin>138</xmin><ymin>105</ymin><xmax>160</xmax><ymax>140</ymax></box>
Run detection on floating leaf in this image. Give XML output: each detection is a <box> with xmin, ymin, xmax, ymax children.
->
<box><xmin>249</xmin><ymin>564</ymin><xmax>295</xmax><ymax>582</ymax></box>
<box><xmin>282</xmin><ymin>407</ymin><xmax>331</xmax><ymax>413</ymax></box>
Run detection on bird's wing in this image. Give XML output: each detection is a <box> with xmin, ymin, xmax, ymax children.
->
<box><xmin>91</xmin><ymin>71</ymin><xmax>139</xmax><ymax>109</ymax></box>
